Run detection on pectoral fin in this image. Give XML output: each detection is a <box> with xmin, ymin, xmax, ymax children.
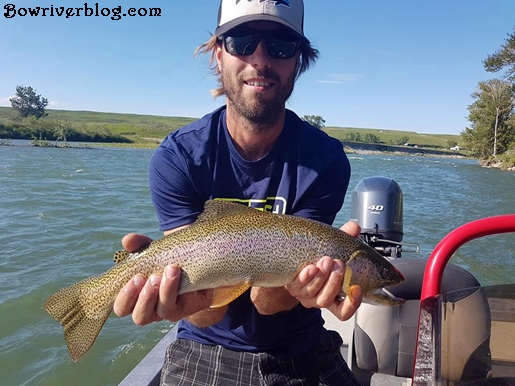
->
<box><xmin>342</xmin><ymin>265</ymin><xmax>353</xmax><ymax>294</ymax></box>
<box><xmin>210</xmin><ymin>281</ymin><xmax>252</xmax><ymax>308</ymax></box>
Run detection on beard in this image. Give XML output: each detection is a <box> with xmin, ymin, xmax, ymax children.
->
<box><xmin>221</xmin><ymin>67</ymin><xmax>296</xmax><ymax>126</ymax></box>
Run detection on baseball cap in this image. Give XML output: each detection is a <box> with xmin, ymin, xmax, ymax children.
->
<box><xmin>215</xmin><ymin>0</ymin><xmax>309</xmax><ymax>44</ymax></box>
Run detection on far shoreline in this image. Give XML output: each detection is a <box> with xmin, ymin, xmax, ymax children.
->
<box><xmin>4</xmin><ymin>137</ymin><xmax>514</xmax><ymax>171</ymax></box>
<box><xmin>341</xmin><ymin>141</ymin><xmax>466</xmax><ymax>158</ymax></box>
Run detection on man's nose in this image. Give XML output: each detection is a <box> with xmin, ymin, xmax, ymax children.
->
<box><xmin>249</xmin><ymin>40</ymin><xmax>272</xmax><ymax>68</ymax></box>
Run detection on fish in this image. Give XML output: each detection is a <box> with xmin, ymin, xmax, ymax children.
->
<box><xmin>42</xmin><ymin>199</ymin><xmax>405</xmax><ymax>362</ymax></box>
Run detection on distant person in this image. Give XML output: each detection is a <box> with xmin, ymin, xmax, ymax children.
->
<box><xmin>114</xmin><ymin>0</ymin><xmax>363</xmax><ymax>384</ymax></box>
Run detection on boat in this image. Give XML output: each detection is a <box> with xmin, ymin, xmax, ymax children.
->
<box><xmin>118</xmin><ymin>177</ymin><xmax>515</xmax><ymax>386</ymax></box>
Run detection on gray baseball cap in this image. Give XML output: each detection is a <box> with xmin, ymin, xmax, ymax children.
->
<box><xmin>215</xmin><ymin>0</ymin><xmax>309</xmax><ymax>44</ymax></box>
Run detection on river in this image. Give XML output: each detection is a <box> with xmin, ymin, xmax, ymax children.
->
<box><xmin>1</xmin><ymin>145</ymin><xmax>514</xmax><ymax>385</ymax></box>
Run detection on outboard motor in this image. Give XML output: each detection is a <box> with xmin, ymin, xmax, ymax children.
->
<box><xmin>350</xmin><ymin>176</ymin><xmax>418</xmax><ymax>259</ymax></box>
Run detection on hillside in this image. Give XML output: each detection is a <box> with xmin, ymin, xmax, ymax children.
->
<box><xmin>0</xmin><ymin>107</ymin><xmax>461</xmax><ymax>149</ymax></box>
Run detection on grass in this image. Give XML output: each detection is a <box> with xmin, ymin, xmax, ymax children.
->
<box><xmin>324</xmin><ymin>126</ymin><xmax>460</xmax><ymax>149</ymax></box>
<box><xmin>0</xmin><ymin>106</ymin><xmax>461</xmax><ymax>149</ymax></box>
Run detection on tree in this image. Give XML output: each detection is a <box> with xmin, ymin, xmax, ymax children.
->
<box><xmin>10</xmin><ymin>85</ymin><xmax>48</xmax><ymax>119</ymax></box>
<box><xmin>461</xmin><ymin>79</ymin><xmax>515</xmax><ymax>158</ymax></box>
<box><xmin>302</xmin><ymin>115</ymin><xmax>325</xmax><ymax>129</ymax></box>
<box><xmin>364</xmin><ymin>133</ymin><xmax>381</xmax><ymax>143</ymax></box>
<box><xmin>345</xmin><ymin>132</ymin><xmax>362</xmax><ymax>142</ymax></box>
<box><xmin>447</xmin><ymin>140</ymin><xmax>458</xmax><ymax>149</ymax></box>
<box><xmin>53</xmin><ymin>114</ymin><xmax>71</xmax><ymax>146</ymax></box>
<box><xmin>483</xmin><ymin>26</ymin><xmax>515</xmax><ymax>82</ymax></box>
<box><xmin>391</xmin><ymin>136</ymin><xmax>409</xmax><ymax>146</ymax></box>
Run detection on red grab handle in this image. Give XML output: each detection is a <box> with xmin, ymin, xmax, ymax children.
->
<box><xmin>420</xmin><ymin>214</ymin><xmax>515</xmax><ymax>301</ymax></box>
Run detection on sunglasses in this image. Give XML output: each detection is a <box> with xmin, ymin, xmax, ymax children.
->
<box><xmin>221</xmin><ymin>28</ymin><xmax>301</xmax><ymax>59</ymax></box>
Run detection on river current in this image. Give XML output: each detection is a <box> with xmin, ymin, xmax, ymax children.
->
<box><xmin>1</xmin><ymin>145</ymin><xmax>514</xmax><ymax>385</ymax></box>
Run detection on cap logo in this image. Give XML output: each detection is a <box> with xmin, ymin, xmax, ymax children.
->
<box><xmin>235</xmin><ymin>0</ymin><xmax>292</xmax><ymax>7</ymax></box>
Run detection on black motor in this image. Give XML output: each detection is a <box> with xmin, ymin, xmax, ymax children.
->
<box><xmin>350</xmin><ymin>176</ymin><xmax>417</xmax><ymax>259</ymax></box>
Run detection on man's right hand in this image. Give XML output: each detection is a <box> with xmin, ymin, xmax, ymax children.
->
<box><xmin>113</xmin><ymin>233</ymin><xmax>219</xmax><ymax>326</ymax></box>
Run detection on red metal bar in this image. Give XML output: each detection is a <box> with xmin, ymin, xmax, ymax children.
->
<box><xmin>420</xmin><ymin>214</ymin><xmax>515</xmax><ymax>301</ymax></box>
<box><xmin>413</xmin><ymin>214</ymin><xmax>515</xmax><ymax>385</ymax></box>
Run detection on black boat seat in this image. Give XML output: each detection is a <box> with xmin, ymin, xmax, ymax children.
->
<box><xmin>350</xmin><ymin>258</ymin><xmax>491</xmax><ymax>385</ymax></box>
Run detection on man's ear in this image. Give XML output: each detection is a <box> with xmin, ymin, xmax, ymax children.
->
<box><xmin>216</xmin><ymin>45</ymin><xmax>223</xmax><ymax>72</ymax></box>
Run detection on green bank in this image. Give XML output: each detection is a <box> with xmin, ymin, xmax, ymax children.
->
<box><xmin>0</xmin><ymin>106</ymin><xmax>461</xmax><ymax>150</ymax></box>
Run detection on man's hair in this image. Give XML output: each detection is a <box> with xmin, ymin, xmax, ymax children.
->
<box><xmin>195</xmin><ymin>35</ymin><xmax>319</xmax><ymax>99</ymax></box>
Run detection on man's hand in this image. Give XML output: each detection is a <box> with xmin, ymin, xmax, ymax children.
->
<box><xmin>113</xmin><ymin>233</ymin><xmax>221</xmax><ymax>326</ymax></box>
<box><xmin>286</xmin><ymin>221</ymin><xmax>363</xmax><ymax>321</ymax></box>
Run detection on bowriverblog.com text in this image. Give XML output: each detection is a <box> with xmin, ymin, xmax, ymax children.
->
<box><xmin>4</xmin><ymin>3</ymin><xmax>162</xmax><ymax>20</ymax></box>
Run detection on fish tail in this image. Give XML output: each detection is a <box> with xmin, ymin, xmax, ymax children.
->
<box><xmin>42</xmin><ymin>276</ymin><xmax>112</xmax><ymax>362</ymax></box>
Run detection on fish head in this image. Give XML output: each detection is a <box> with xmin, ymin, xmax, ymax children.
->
<box><xmin>376</xmin><ymin>262</ymin><xmax>405</xmax><ymax>287</ymax></box>
<box><xmin>345</xmin><ymin>249</ymin><xmax>405</xmax><ymax>305</ymax></box>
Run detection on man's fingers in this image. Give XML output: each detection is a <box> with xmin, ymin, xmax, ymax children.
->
<box><xmin>296</xmin><ymin>257</ymin><xmax>334</xmax><ymax>299</ymax></box>
<box><xmin>341</xmin><ymin>221</ymin><xmax>361</xmax><ymax>238</ymax></box>
<box><xmin>310</xmin><ymin>260</ymin><xmax>345</xmax><ymax>308</ymax></box>
<box><xmin>122</xmin><ymin>233</ymin><xmax>153</xmax><ymax>252</ymax></box>
<box><xmin>113</xmin><ymin>275</ymin><xmax>146</xmax><ymax>317</ymax></box>
<box><xmin>287</xmin><ymin>255</ymin><xmax>363</xmax><ymax>321</ymax></box>
<box><xmin>156</xmin><ymin>265</ymin><xmax>182</xmax><ymax>321</ymax></box>
<box><xmin>286</xmin><ymin>264</ymin><xmax>319</xmax><ymax>297</ymax></box>
<box><xmin>132</xmin><ymin>274</ymin><xmax>162</xmax><ymax>325</ymax></box>
<box><xmin>287</xmin><ymin>257</ymin><xmax>345</xmax><ymax>308</ymax></box>
<box><xmin>328</xmin><ymin>285</ymin><xmax>363</xmax><ymax>321</ymax></box>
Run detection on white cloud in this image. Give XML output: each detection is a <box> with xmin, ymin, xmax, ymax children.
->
<box><xmin>0</xmin><ymin>98</ymin><xmax>69</xmax><ymax>108</ymax></box>
<box><xmin>316</xmin><ymin>73</ymin><xmax>362</xmax><ymax>84</ymax></box>
<box><xmin>48</xmin><ymin>101</ymin><xmax>72</xmax><ymax>108</ymax></box>
<box><xmin>0</xmin><ymin>96</ymin><xmax>14</xmax><ymax>106</ymax></box>
<box><xmin>0</xmin><ymin>97</ymin><xmax>71</xmax><ymax>110</ymax></box>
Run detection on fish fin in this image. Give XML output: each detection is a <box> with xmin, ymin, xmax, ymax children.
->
<box><xmin>196</xmin><ymin>200</ymin><xmax>260</xmax><ymax>225</ymax></box>
<box><xmin>42</xmin><ymin>277</ymin><xmax>112</xmax><ymax>362</ymax></box>
<box><xmin>363</xmin><ymin>288</ymin><xmax>405</xmax><ymax>306</ymax></box>
<box><xmin>113</xmin><ymin>244</ymin><xmax>150</xmax><ymax>264</ymax></box>
<box><xmin>210</xmin><ymin>281</ymin><xmax>252</xmax><ymax>308</ymax></box>
<box><xmin>347</xmin><ymin>249</ymin><xmax>365</xmax><ymax>262</ymax></box>
<box><xmin>342</xmin><ymin>265</ymin><xmax>354</xmax><ymax>295</ymax></box>
<box><xmin>113</xmin><ymin>250</ymin><xmax>130</xmax><ymax>264</ymax></box>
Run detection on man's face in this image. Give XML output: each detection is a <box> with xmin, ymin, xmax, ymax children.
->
<box><xmin>216</xmin><ymin>21</ymin><xmax>300</xmax><ymax>124</ymax></box>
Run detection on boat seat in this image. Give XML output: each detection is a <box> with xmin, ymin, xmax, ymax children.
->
<box><xmin>349</xmin><ymin>258</ymin><xmax>491</xmax><ymax>385</ymax></box>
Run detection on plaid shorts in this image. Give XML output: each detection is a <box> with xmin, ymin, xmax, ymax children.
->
<box><xmin>160</xmin><ymin>330</ymin><xmax>362</xmax><ymax>386</ymax></box>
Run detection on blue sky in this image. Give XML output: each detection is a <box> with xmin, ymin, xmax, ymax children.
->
<box><xmin>1</xmin><ymin>0</ymin><xmax>514</xmax><ymax>134</ymax></box>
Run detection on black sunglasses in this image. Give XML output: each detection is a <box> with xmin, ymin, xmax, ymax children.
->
<box><xmin>221</xmin><ymin>28</ymin><xmax>301</xmax><ymax>59</ymax></box>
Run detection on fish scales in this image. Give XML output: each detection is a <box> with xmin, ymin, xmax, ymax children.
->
<box><xmin>43</xmin><ymin>199</ymin><xmax>405</xmax><ymax>362</ymax></box>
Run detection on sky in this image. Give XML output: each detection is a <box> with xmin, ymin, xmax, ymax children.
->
<box><xmin>1</xmin><ymin>0</ymin><xmax>514</xmax><ymax>135</ymax></box>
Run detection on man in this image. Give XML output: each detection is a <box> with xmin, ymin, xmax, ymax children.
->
<box><xmin>114</xmin><ymin>0</ymin><xmax>364</xmax><ymax>384</ymax></box>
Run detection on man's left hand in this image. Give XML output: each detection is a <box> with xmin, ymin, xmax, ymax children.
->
<box><xmin>286</xmin><ymin>221</ymin><xmax>363</xmax><ymax>321</ymax></box>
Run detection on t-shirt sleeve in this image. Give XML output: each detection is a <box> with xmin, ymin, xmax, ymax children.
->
<box><xmin>293</xmin><ymin>141</ymin><xmax>351</xmax><ymax>225</ymax></box>
<box><xmin>148</xmin><ymin>140</ymin><xmax>204</xmax><ymax>232</ymax></box>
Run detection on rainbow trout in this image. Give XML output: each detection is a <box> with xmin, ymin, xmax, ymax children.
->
<box><xmin>43</xmin><ymin>200</ymin><xmax>405</xmax><ymax>362</ymax></box>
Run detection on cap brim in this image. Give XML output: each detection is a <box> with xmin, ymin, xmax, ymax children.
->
<box><xmin>215</xmin><ymin>15</ymin><xmax>310</xmax><ymax>45</ymax></box>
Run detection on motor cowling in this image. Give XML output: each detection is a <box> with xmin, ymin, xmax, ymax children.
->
<box><xmin>350</xmin><ymin>176</ymin><xmax>404</xmax><ymax>258</ymax></box>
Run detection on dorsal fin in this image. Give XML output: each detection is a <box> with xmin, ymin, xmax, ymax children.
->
<box><xmin>113</xmin><ymin>250</ymin><xmax>130</xmax><ymax>264</ymax></box>
<box><xmin>113</xmin><ymin>245</ymin><xmax>150</xmax><ymax>264</ymax></box>
<box><xmin>195</xmin><ymin>200</ymin><xmax>260</xmax><ymax>224</ymax></box>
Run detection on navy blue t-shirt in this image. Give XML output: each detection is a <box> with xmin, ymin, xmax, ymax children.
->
<box><xmin>149</xmin><ymin>106</ymin><xmax>351</xmax><ymax>356</ymax></box>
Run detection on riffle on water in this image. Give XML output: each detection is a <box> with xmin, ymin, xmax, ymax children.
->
<box><xmin>1</xmin><ymin>146</ymin><xmax>514</xmax><ymax>385</ymax></box>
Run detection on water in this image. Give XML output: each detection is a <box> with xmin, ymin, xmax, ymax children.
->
<box><xmin>1</xmin><ymin>146</ymin><xmax>514</xmax><ymax>386</ymax></box>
